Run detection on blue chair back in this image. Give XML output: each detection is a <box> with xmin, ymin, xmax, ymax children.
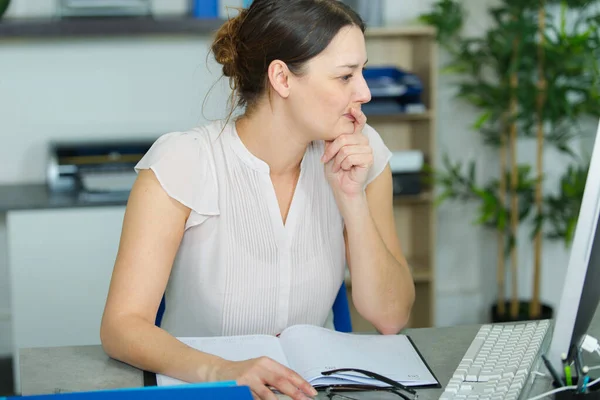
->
<box><xmin>331</xmin><ymin>281</ymin><xmax>352</xmax><ymax>332</ymax></box>
<box><xmin>155</xmin><ymin>281</ymin><xmax>352</xmax><ymax>332</ymax></box>
<box><xmin>155</xmin><ymin>295</ymin><xmax>166</xmax><ymax>327</ymax></box>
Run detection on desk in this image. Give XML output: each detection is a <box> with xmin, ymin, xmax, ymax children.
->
<box><xmin>18</xmin><ymin>311</ymin><xmax>600</xmax><ymax>400</ymax></box>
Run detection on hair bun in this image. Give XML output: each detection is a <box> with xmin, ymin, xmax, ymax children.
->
<box><xmin>212</xmin><ymin>11</ymin><xmax>246</xmax><ymax>79</ymax></box>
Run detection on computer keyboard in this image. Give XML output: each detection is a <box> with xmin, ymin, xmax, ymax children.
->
<box><xmin>440</xmin><ymin>320</ymin><xmax>550</xmax><ymax>400</ymax></box>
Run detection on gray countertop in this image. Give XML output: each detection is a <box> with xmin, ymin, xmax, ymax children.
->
<box><xmin>19</xmin><ymin>325</ymin><xmax>481</xmax><ymax>399</ymax></box>
<box><xmin>19</xmin><ymin>311</ymin><xmax>600</xmax><ymax>400</ymax></box>
<box><xmin>0</xmin><ymin>184</ymin><xmax>129</xmax><ymax>212</ymax></box>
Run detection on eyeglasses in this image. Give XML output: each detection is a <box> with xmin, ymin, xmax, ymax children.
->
<box><xmin>319</xmin><ymin>368</ymin><xmax>418</xmax><ymax>400</ymax></box>
<box><xmin>324</xmin><ymin>385</ymin><xmax>415</xmax><ymax>400</ymax></box>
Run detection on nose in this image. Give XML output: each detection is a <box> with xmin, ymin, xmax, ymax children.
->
<box><xmin>355</xmin><ymin>74</ymin><xmax>371</xmax><ymax>104</ymax></box>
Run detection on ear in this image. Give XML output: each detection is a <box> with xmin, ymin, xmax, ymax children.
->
<box><xmin>267</xmin><ymin>60</ymin><xmax>291</xmax><ymax>99</ymax></box>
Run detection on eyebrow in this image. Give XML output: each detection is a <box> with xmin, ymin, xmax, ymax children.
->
<box><xmin>336</xmin><ymin>59</ymin><xmax>369</xmax><ymax>69</ymax></box>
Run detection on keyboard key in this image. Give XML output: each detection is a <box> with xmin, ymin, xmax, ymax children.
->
<box><xmin>466</xmin><ymin>368</ymin><xmax>480</xmax><ymax>381</ymax></box>
<box><xmin>441</xmin><ymin>320</ymin><xmax>550</xmax><ymax>400</ymax></box>
<box><xmin>463</xmin><ymin>338</ymin><xmax>485</xmax><ymax>362</ymax></box>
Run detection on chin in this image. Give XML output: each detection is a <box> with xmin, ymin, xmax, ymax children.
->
<box><xmin>309</xmin><ymin>121</ymin><xmax>352</xmax><ymax>141</ymax></box>
<box><xmin>319</xmin><ymin>130</ymin><xmax>347</xmax><ymax>142</ymax></box>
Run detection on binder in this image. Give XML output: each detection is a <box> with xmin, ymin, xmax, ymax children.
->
<box><xmin>0</xmin><ymin>381</ymin><xmax>252</xmax><ymax>400</ymax></box>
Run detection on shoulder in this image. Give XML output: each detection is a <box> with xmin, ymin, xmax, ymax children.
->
<box><xmin>133</xmin><ymin>121</ymin><xmax>226</xmax><ymax>219</ymax></box>
<box><xmin>136</xmin><ymin>120</ymin><xmax>227</xmax><ymax>167</ymax></box>
<box><xmin>362</xmin><ymin>124</ymin><xmax>392</xmax><ymax>186</ymax></box>
<box><xmin>361</xmin><ymin>123</ymin><xmax>384</xmax><ymax>145</ymax></box>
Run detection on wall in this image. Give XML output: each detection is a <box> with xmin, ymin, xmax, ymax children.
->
<box><xmin>0</xmin><ymin>0</ymin><xmax>232</xmax><ymax>354</ymax></box>
<box><xmin>0</xmin><ymin>213</ymin><xmax>9</xmax><ymax>356</ymax></box>
<box><xmin>432</xmin><ymin>1</ymin><xmax>600</xmax><ymax>326</ymax></box>
<box><xmin>0</xmin><ymin>0</ymin><xmax>597</xmax><ymax>357</ymax></box>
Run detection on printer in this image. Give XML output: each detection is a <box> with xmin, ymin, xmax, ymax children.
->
<box><xmin>46</xmin><ymin>139</ymin><xmax>154</xmax><ymax>201</ymax></box>
<box><xmin>389</xmin><ymin>151</ymin><xmax>426</xmax><ymax>196</ymax></box>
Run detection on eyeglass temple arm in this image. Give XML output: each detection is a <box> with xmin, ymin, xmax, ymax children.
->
<box><xmin>320</xmin><ymin>368</ymin><xmax>417</xmax><ymax>395</ymax></box>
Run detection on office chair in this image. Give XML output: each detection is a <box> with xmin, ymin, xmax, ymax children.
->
<box><xmin>155</xmin><ymin>281</ymin><xmax>353</xmax><ymax>332</ymax></box>
<box><xmin>331</xmin><ymin>281</ymin><xmax>352</xmax><ymax>332</ymax></box>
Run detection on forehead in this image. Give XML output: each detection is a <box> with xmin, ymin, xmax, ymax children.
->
<box><xmin>309</xmin><ymin>25</ymin><xmax>367</xmax><ymax>67</ymax></box>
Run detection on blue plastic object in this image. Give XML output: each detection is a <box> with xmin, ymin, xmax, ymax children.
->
<box><xmin>362</xmin><ymin>66</ymin><xmax>425</xmax><ymax>115</ymax></box>
<box><xmin>0</xmin><ymin>382</ymin><xmax>251</xmax><ymax>400</ymax></box>
<box><xmin>155</xmin><ymin>294</ymin><xmax>166</xmax><ymax>327</ymax></box>
<box><xmin>190</xmin><ymin>0</ymin><xmax>218</xmax><ymax>18</ymax></box>
<box><xmin>363</xmin><ymin>67</ymin><xmax>423</xmax><ymax>97</ymax></box>
<box><xmin>332</xmin><ymin>281</ymin><xmax>353</xmax><ymax>332</ymax></box>
<box><xmin>156</xmin><ymin>281</ymin><xmax>353</xmax><ymax>332</ymax></box>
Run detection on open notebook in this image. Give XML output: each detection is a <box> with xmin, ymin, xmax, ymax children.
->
<box><xmin>156</xmin><ymin>324</ymin><xmax>439</xmax><ymax>388</ymax></box>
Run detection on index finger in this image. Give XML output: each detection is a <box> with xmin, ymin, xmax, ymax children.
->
<box><xmin>350</xmin><ymin>107</ymin><xmax>367</xmax><ymax>133</ymax></box>
<box><xmin>321</xmin><ymin>135</ymin><xmax>352</xmax><ymax>164</ymax></box>
<box><xmin>269</xmin><ymin>364</ymin><xmax>317</xmax><ymax>399</ymax></box>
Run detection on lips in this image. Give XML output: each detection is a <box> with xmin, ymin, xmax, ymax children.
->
<box><xmin>344</xmin><ymin>113</ymin><xmax>356</xmax><ymax>122</ymax></box>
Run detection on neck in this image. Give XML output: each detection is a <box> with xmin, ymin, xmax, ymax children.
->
<box><xmin>235</xmin><ymin>106</ymin><xmax>309</xmax><ymax>177</ymax></box>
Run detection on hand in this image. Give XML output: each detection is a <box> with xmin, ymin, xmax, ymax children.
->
<box><xmin>321</xmin><ymin>107</ymin><xmax>373</xmax><ymax>198</ymax></box>
<box><xmin>213</xmin><ymin>357</ymin><xmax>318</xmax><ymax>400</ymax></box>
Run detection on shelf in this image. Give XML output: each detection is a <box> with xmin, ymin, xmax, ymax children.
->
<box><xmin>410</xmin><ymin>259</ymin><xmax>432</xmax><ymax>283</ymax></box>
<box><xmin>0</xmin><ymin>17</ymin><xmax>436</xmax><ymax>41</ymax></box>
<box><xmin>0</xmin><ymin>16</ymin><xmax>225</xmax><ymax>39</ymax></box>
<box><xmin>393</xmin><ymin>192</ymin><xmax>432</xmax><ymax>205</ymax></box>
<box><xmin>366</xmin><ymin>111</ymin><xmax>433</xmax><ymax>122</ymax></box>
<box><xmin>347</xmin><ymin>28</ymin><xmax>436</xmax><ymax>329</ymax></box>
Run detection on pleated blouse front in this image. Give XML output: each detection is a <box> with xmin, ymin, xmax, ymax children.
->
<box><xmin>134</xmin><ymin>120</ymin><xmax>391</xmax><ymax>337</ymax></box>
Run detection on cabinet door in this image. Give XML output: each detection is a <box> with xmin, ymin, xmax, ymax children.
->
<box><xmin>8</xmin><ymin>206</ymin><xmax>125</xmax><ymax>351</ymax></box>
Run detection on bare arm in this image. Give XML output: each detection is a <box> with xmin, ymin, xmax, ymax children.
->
<box><xmin>343</xmin><ymin>165</ymin><xmax>415</xmax><ymax>334</ymax></box>
<box><xmin>100</xmin><ymin>169</ymin><xmax>316</xmax><ymax>400</ymax></box>
<box><xmin>100</xmin><ymin>169</ymin><xmax>223</xmax><ymax>382</ymax></box>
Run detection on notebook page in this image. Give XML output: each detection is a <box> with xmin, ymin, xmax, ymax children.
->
<box><xmin>157</xmin><ymin>335</ymin><xmax>289</xmax><ymax>386</ymax></box>
<box><xmin>278</xmin><ymin>325</ymin><xmax>437</xmax><ymax>387</ymax></box>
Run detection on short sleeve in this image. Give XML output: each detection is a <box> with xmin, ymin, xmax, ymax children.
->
<box><xmin>362</xmin><ymin>124</ymin><xmax>393</xmax><ymax>186</ymax></box>
<box><xmin>135</xmin><ymin>130</ymin><xmax>219</xmax><ymax>229</ymax></box>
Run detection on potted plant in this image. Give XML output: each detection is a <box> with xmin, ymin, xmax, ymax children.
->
<box><xmin>419</xmin><ymin>0</ymin><xmax>600</xmax><ymax>322</ymax></box>
<box><xmin>0</xmin><ymin>0</ymin><xmax>10</xmax><ymax>19</ymax></box>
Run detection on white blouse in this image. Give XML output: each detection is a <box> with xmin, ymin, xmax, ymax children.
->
<box><xmin>135</xmin><ymin>120</ymin><xmax>392</xmax><ymax>337</ymax></box>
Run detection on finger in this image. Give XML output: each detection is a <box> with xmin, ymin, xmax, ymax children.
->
<box><xmin>321</xmin><ymin>134</ymin><xmax>363</xmax><ymax>164</ymax></box>
<box><xmin>253</xmin><ymin>383</ymin><xmax>278</xmax><ymax>400</ymax></box>
<box><xmin>321</xmin><ymin>140</ymin><xmax>332</xmax><ymax>164</ymax></box>
<box><xmin>267</xmin><ymin>376</ymin><xmax>312</xmax><ymax>400</ymax></box>
<box><xmin>239</xmin><ymin>376</ymin><xmax>273</xmax><ymax>400</ymax></box>
<box><xmin>321</xmin><ymin>135</ymin><xmax>349</xmax><ymax>164</ymax></box>
<box><xmin>340</xmin><ymin>154</ymin><xmax>373</xmax><ymax>172</ymax></box>
<box><xmin>267</xmin><ymin>363</ymin><xmax>317</xmax><ymax>399</ymax></box>
<box><xmin>350</xmin><ymin>107</ymin><xmax>367</xmax><ymax>133</ymax></box>
<box><xmin>332</xmin><ymin>146</ymin><xmax>373</xmax><ymax>173</ymax></box>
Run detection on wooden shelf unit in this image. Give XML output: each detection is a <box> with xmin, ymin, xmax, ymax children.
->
<box><xmin>0</xmin><ymin>16</ymin><xmax>225</xmax><ymax>39</ymax></box>
<box><xmin>347</xmin><ymin>25</ymin><xmax>437</xmax><ymax>332</ymax></box>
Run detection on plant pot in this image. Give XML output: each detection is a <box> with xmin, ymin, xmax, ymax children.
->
<box><xmin>0</xmin><ymin>0</ymin><xmax>10</xmax><ymax>19</ymax></box>
<box><xmin>490</xmin><ymin>301</ymin><xmax>553</xmax><ymax>323</ymax></box>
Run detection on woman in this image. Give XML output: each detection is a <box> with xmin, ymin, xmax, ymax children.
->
<box><xmin>100</xmin><ymin>1</ymin><xmax>415</xmax><ymax>399</ymax></box>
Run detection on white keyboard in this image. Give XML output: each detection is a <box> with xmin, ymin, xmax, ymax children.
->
<box><xmin>441</xmin><ymin>320</ymin><xmax>550</xmax><ymax>400</ymax></box>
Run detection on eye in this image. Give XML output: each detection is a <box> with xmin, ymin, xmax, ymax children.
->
<box><xmin>341</xmin><ymin>74</ymin><xmax>353</xmax><ymax>82</ymax></box>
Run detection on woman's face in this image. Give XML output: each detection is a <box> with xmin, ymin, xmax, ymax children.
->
<box><xmin>287</xmin><ymin>25</ymin><xmax>371</xmax><ymax>141</ymax></box>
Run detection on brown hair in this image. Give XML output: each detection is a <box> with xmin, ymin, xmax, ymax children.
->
<box><xmin>211</xmin><ymin>0</ymin><xmax>365</xmax><ymax>115</ymax></box>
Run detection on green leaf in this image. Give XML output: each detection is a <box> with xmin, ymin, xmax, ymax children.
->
<box><xmin>434</xmin><ymin>190</ymin><xmax>454</xmax><ymax>207</ymax></box>
<box><xmin>419</xmin><ymin>0</ymin><xmax>599</xmax><ymax>249</ymax></box>
<box><xmin>473</xmin><ymin>111</ymin><xmax>493</xmax><ymax>130</ymax></box>
<box><xmin>468</xmin><ymin>162</ymin><xmax>476</xmax><ymax>183</ymax></box>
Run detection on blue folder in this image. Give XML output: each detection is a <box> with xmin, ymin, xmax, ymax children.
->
<box><xmin>1</xmin><ymin>381</ymin><xmax>252</xmax><ymax>400</ymax></box>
